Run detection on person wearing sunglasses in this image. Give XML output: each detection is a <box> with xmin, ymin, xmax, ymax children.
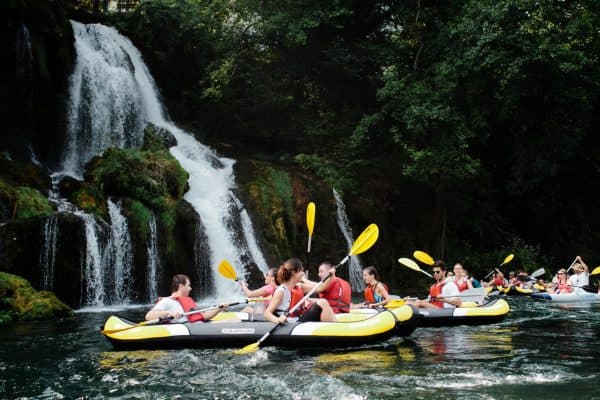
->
<box><xmin>547</xmin><ymin>268</ymin><xmax>573</xmax><ymax>294</ymax></box>
<box><xmin>410</xmin><ymin>261</ymin><xmax>462</xmax><ymax>309</ymax></box>
<box><xmin>239</xmin><ymin>267</ymin><xmax>279</xmax><ymax>315</ymax></box>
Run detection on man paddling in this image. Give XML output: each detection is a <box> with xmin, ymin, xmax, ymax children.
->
<box><xmin>409</xmin><ymin>261</ymin><xmax>462</xmax><ymax>309</ymax></box>
<box><xmin>146</xmin><ymin>274</ymin><xmax>232</xmax><ymax>323</ymax></box>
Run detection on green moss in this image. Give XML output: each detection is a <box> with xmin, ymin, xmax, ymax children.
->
<box><xmin>71</xmin><ymin>185</ymin><xmax>106</xmax><ymax>217</ymax></box>
<box><xmin>0</xmin><ymin>272</ymin><xmax>71</xmax><ymax>325</ymax></box>
<box><xmin>13</xmin><ymin>187</ymin><xmax>54</xmax><ymax>219</ymax></box>
<box><xmin>129</xmin><ymin>200</ymin><xmax>152</xmax><ymax>239</ymax></box>
<box><xmin>84</xmin><ymin>146</ymin><xmax>188</xmax><ymax>212</ymax></box>
<box><xmin>244</xmin><ymin>162</ymin><xmax>294</xmax><ymax>256</ymax></box>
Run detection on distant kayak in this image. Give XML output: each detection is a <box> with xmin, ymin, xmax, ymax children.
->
<box><xmin>531</xmin><ymin>288</ymin><xmax>600</xmax><ymax>303</ymax></box>
<box><xmin>415</xmin><ymin>298</ymin><xmax>510</xmax><ymax>327</ymax></box>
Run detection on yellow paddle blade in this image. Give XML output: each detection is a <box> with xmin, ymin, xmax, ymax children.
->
<box><xmin>413</xmin><ymin>250</ymin><xmax>434</xmax><ymax>266</ymax></box>
<box><xmin>501</xmin><ymin>254</ymin><xmax>514</xmax><ymax>266</ymax></box>
<box><xmin>398</xmin><ymin>257</ymin><xmax>433</xmax><ymax>278</ymax></box>
<box><xmin>398</xmin><ymin>257</ymin><xmax>420</xmax><ymax>272</ymax></box>
<box><xmin>349</xmin><ymin>224</ymin><xmax>379</xmax><ymax>256</ymax></box>
<box><xmin>385</xmin><ymin>299</ymin><xmax>406</xmax><ymax>308</ymax></box>
<box><xmin>306</xmin><ymin>202</ymin><xmax>316</xmax><ymax>236</ymax></box>
<box><xmin>591</xmin><ymin>266</ymin><xmax>600</xmax><ymax>276</ymax></box>
<box><xmin>235</xmin><ymin>341</ymin><xmax>260</xmax><ymax>355</ymax></box>
<box><xmin>218</xmin><ymin>259</ymin><xmax>238</xmax><ymax>281</ymax></box>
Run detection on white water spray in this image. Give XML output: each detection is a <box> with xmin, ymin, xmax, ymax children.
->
<box><xmin>146</xmin><ymin>213</ymin><xmax>161</xmax><ymax>302</ymax></box>
<box><xmin>333</xmin><ymin>188</ymin><xmax>364</xmax><ymax>291</ymax></box>
<box><xmin>40</xmin><ymin>214</ymin><xmax>58</xmax><ymax>290</ymax></box>
<box><xmin>107</xmin><ymin>198</ymin><xmax>133</xmax><ymax>304</ymax></box>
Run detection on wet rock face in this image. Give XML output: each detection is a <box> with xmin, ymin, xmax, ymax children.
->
<box><xmin>0</xmin><ymin>212</ymin><xmax>86</xmax><ymax>307</ymax></box>
<box><xmin>143</xmin><ymin>124</ymin><xmax>177</xmax><ymax>150</ymax></box>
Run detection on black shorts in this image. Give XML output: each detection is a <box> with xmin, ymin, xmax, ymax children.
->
<box><xmin>298</xmin><ymin>303</ymin><xmax>322</xmax><ymax>322</ymax></box>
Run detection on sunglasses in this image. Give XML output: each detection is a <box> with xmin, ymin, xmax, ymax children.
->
<box><xmin>557</xmin><ymin>272</ymin><xmax>565</xmax><ymax>275</ymax></box>
<box><xmin>432</xmin><ymin>270</ymin><xmax>442</xmax><ymax>274</ymax></box>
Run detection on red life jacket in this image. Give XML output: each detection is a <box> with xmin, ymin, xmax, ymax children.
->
<box><xmin>289</xmin><ymin>285</ymin><xmax>306</xmax><ymax>317</ymax></box>
<box><xmin>455</xmin><ymin>278</ymin><xmax>469</xmax><ymax>292</ymax></box>
<box><xmin>555</xmin><ymin>281</ymin><xmax>572</xmax><ymax>294</ymax></box>
<box><xmin>319</xmin><ymin>277</ymin><xmax>351</xmax><ymax>313</ymax></box>
<box><xmin>492</xmin><ymin>277</ymin><xmax>507</xmax><ymax>287</ymax></box>
<box><xmin>175</xmin><ymin>296</ymin><xmax>205</xmax><ymax>323</ymax></box>
<box><xmin>429</xmin><ymin>282</ymin><xmax>446</xmax><ymax>308</ymax></box>
<box><xmin>364</xmin><ymin>282</ymin><xmax>389</xmax><ymax>304</ymax></box>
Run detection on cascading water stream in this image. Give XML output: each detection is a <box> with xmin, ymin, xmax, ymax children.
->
<box><xmin>39</xmin><ymin>214</ymin><xmax>58</xmax><ymax>290</ymax></box>
<box><xmin>56</xmin><ymin>21</ymin><xmax>268</xmax><ymax>301</ymax></box>
<box><xmin>107</xmin><ymin>198</ymin><xmax>133</xmax><ymax>304</ymax></box>
<box><xmin>333</xmin><ymin>188</ymin><xmax>365</xmax><ymax>291</ymax></box>
<box><xmin>146</xmin><ymin>213</ymin><xmax>161</xmax><ymax>302</ymax></box>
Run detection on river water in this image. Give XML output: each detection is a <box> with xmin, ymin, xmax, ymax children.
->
<box><xmin>1</xmin><ymin>297</ymin><xmax>599</xmax><ymax>399</ymax></box>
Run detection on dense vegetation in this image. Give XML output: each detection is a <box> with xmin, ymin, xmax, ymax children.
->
<box><xmin>115</xmin><ymin>0</ymin><xmax>600</xmax><ymax>276</ymax></box>
<box><xmin>1</xmin><ymin>0</ymin><xmax>599</xmax><ymax>289</ymax></box>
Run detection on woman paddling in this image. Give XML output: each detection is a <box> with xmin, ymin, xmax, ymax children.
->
<box><xmin>352</xmin><ymin>266</ymin><xmax>391</xmax><ymax>308</ymax></box>
<box><xmin>547</xmin><ymin>268</ymin><xmax>573</xmax><ymax>294</ymax></box>
<box><xmin>239</xmin><ymin>268</ymin><xmax>278</xmax><ymax>315</ymax></box>
<box><xmin>264</xmin><ymin>258</ymin><xmax>336</xmax><ymax>324</ymax></box>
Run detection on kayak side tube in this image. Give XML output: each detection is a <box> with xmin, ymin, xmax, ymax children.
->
<box><xmin>416</xmin><ymin>298</ymin><xmax>510</xmax><ymax>328</ymax></box>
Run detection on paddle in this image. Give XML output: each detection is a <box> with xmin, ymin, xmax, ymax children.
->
<box><xmin>235</xmin><ymin>223</ymin><xmax>379</xmax><ymax>355</ymax></box>
<box><xmin>218</xmin><ymin>259</ymin><xmax>239</xmax><ymax>282</ymax></box>
<box><xmin>413</xmin><ymin>250</ymin><xmax>435</xmax><ymax>266</ymax></box>
<box><xmin>483</xmin><ymin>254</ymin><xmax>515</xmax><ymax>280</ymax></box>
<box><xmin>436</xmin><ymin>287</ymin><xmax>486</xmax><ymax>303</ymax></box>
<box><xmin>101</xmin><ymin>300</ymin><xmax>249</xmax><ymax>334</ymax></box>
<box><xmin>566</xmin><ymin>257</ymin><xmax>578</xmax><ymax>273</ymax></box>
<box><xmin>306</xmin><ymin>202</ymin><xmax>315</xmax><ymax>253</ymax></box>
<box><xmin>398</xmin><ymin>257</ymin><xmax>433</xmax><ymax>278</ymax></box>
<box><xmin>306</xmin><ymin>202</ymin><xmax>316</xmax><ymax>276</ymax></box>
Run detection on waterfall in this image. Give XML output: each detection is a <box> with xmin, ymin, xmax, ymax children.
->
<box><xmin>333</xmin><ymin>188</ymin><xmax>364</xmax><ymax>291</ymax></box>
<box><xmin>107</xmin><ymin>198</ymin><xmax>133</xmax><ymax>304</ymax></box>
<box><xmin>60</xmin><ymin>21</ymin><xmax>267</xmax><ymax>299</ymax></box>
<box><xmin>146</xmin><ymin>213</ymin><xmax>161</xmax><ymax>302</ymax></box>
<box><xmin>80</xmin><ymin>213</ymin><xmax>106</xmax><ymax>306</ymax></box>
<box><xmin>61</xmin><ymin>22</ymin><xmax>145</xmax><ymax>178</ymax></box>
<box><xmin>39</xmin><ymin>214</ymin><xmax>59</xmax><ymax>290</ymax></box>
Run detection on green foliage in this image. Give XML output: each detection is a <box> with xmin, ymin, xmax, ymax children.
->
<box><xmin>128</xmin><ymin>200</ymin><xmax>152</xmax><ymax>239</ymax></box>
<box><xmin>0</xmin><ymin>179</ymin><xmax>54</xmax><ymax>220</ymax></box>
<box><xmin>83</xmin><ymin>146</ymin><xmax>188</xmax><ymax>212</ymax></box>
<box><xmin>0</xmin><ymin>272</ymin><xmax>71</xmax><ymax>325</ymax></box>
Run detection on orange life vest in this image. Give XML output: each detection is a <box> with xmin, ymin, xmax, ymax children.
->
<box><xmin>555</xmin><ymin>281</ymin><xmax>572</xmax><ymax>294</ymax></box>
<box><xmin>175</xmin><ymin>296</ymin><xmax>205</xmax><ymax>323</ymax></box>
<box><xmin>319</xmin><ymin>277</ymin><xmax>351</xmax><ymax>313</ymax></box>
<box><xmin>429</xmin><ymin>282</ymin><xmax>446</xmax><ymax>308</ymax></box>
<box><xmin>364</xmin><ymin>282</ymin><xmax>389</xmax><ymax>304</ymax></box>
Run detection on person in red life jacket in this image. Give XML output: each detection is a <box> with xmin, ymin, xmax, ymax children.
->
<box><xmin>410</xmin><ymin>261</ymin><xmax>462</xmax><ymax>309</ymax></box>
<box><xmin>351</xmin><ymin>266</ymin><xmax>391</xmax><ymax>309</ymax></box>
<box><xmin>300</xmin><ymin>261</ymin><xmax>352</xmax><ymax>313</ymax></box>
<box><xmin>484</xmin><ymin>270</ymin><xmax>508</xmax><ymax>288</ymax></box>
<box><xmin>145</xmin><ymin>274</ymin><xmax>231</xmax><ymax>323</ymax></box>
<box><xmin>452</xmin><ymin>263</ymin><xmax>473</xmax><ymax>292</ymax></box>
<box><xmin>264</xmin><ymin>258</ymin><xmax>336</xmax><ymax>324</ymax></box>
<box><xmin>547</xmin><ymin>268</ymin><xmax>573</xmax><ymax>294</ymax></box>
<box><xmin>239</xmin><ymin>267</ymin><xmax>278</xmax><ymax>315</ymax></box>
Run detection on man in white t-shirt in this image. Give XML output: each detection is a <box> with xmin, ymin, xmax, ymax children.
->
<box><xmin>410</xmin><ymin>261</ymin><xmax>462</xmax><ymax>309</ymax></box>
<box><xmin>145</xmin><ymin>274</ymin><xmax>228</xmax><ymax>323</ymax></box>
<box><xmin>568</xmin><ymin>256</ymin><xmax>589</xmax><ymax>288</ymax></box>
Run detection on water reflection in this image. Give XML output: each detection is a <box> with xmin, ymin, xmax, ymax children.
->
<box><xmin>418</xmin><ymin>327</ymin><xmax>515</xmax><ymax>361</ymax></box>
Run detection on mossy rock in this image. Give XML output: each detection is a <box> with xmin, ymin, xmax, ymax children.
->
<box><xmin>0</xmin><ymin>179</ymin><xmax>54</xmax><ymax>221</ymax></box>
<box><xmin>0</xmin><ymin>271</ymin><xmax>72</xmax><ymax>325</ymax></box>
